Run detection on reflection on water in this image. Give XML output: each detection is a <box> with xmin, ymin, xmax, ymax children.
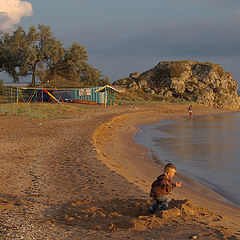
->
<box><xmin>134</xmin><ymin>113</ymin><xmax>240</xmax><ymax>206</ymax></box>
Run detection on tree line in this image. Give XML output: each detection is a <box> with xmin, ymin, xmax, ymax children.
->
<box><xmin>0</xmin><ymin>24</ymin><xmax>110</xmax><ymax>87</ymax></box>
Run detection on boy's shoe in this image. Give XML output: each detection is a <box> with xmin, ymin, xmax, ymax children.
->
<box><xmin>159</xmin><ymin>205</ymin><xmax>168</xmax><ymax>211</ymax></box>
<box><xmin>148</xmin><ymin>206</ymin><xmax>155</xmax><ymax>214</ymax></box>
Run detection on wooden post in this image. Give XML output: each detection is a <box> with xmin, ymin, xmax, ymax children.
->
<box><xmin>10</xmin><ymin>87</ymin><xmax>12</xmax><ymax>103</ymax></box>
<box><xmin>17</xmin><ymin>88</ymin><xmax>19</xmax><ymax>103</ymax></box>
<box><xmin>104</xmin><ymin>88</ymin><xmax>107</xmax><ymax>108</ymax></box>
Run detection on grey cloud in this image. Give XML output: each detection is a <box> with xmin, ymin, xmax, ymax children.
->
<box><xmin>88</xmin><ymin>16</ymin><xmax>240</xmax><ymax>59</ymax></box>
<box><xmin>168</xmin><ymin>0</ymin><xmax>240</xmax><ymax>8</ymax></box>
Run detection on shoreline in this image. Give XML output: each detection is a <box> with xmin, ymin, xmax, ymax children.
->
<box><xmin>134</xmin><ymin>114</ymin><xmax>240</xmax><ymax>208</ymax></box>
<box><xmin>94</xmin><ymin>103</ymin><xmax>240</xmax><ymax>236</ymax></box>
<box><xmin>150</xmin><ymin>151</ymin><xmax>240</xmax><ymax>208</ymax></box>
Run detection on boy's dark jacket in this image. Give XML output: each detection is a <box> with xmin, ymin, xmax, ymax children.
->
<box><xmin>150</xmin><ymin>174</ymin><xmax>176</xmax><ymax>199</ymax></box>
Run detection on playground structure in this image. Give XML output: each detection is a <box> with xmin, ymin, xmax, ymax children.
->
<box><xmin>0</xmin><ymin>85</ymin><xmax>124</xmax><ymax>106</ymax></box>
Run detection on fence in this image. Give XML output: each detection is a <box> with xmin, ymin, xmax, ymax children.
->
<box><xmin>0</xmin><ymin>86</ymin><xmax>12</xmax><ymax>104</ymax></box>
<box><xmin>0</xmin><ymin>86</ymin><xmax>115</xmax><ymax>105</ymax></box>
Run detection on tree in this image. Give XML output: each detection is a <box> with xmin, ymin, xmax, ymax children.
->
<box><xmin>0</xmin><ymin>78</ymin><xmax>3</xmax><ymax>89</ymax></box>
<box><xmin>22</xmin><ymin>25</ymin><xmax>64</xmax><ymax>86</ymax></box>
<box><xmin>0</xmin><ymin>27</ymin><xmax>26</xmax><ymax>82</ymax></box>
<box><xmin>0</xmin><ymin>24</ymin><xmax>110</xmax><ymax>87</ymax></box>
<box><xmin>0</xmin><ymin>25</ymin><xmax>64</xmax><ymax>86</ymax></box>
<box><xmin>80</xmin><ymin>63</ymin><xmax>110</xmax><ymax>86</ymax></box>
<box><xmin>46</xmin><ymin>42</ymin><xmax>110</xmax><ymax>86</ymax></box>
<box><xmin>47</xmin><ymin>42</ymin><xmax>88</xmax><ymax>80</ymax></box>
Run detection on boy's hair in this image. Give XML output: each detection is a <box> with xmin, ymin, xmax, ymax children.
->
<box><xmin>164</xmin><ymin>163</ymin><xmax>177</xmax><ymax>173</ymax></box>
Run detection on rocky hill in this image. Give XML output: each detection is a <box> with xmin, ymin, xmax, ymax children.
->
<box><xmin>113</xmin><ymin>60</ymin><xmax>240</xmax><ymax>109</ymax></box>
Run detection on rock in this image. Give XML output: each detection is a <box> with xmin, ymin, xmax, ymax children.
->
<box><xmin>137</xmin><ymin>79</ymin><xmax>148</xmax><ymax>88</ymax></box>
<box><xmin>112</xmin><ymin>78</ymin><xmax>131</xmax><ymax>86</ymax></box>
<box><xmin>113</xmin><ymin>60</ymin><xmax>240</xmax><ymax>109</ymax></box>
<box><xmin>170</xmin><ymin>78</ymin><xmax>185</xmax><ymax>95</ymax></box>
<box><xmin>164</xmin><ymin>91</ymin><xmax>172</xmax><ymax>97</ymax></box>
<box><xmin>128</xmin><ymin>80</ymin><xmax>139</xmax><ymax>90</ymax></box>
<box><xmin>129</xmin><ymin>72</ymin><xmax>141</xmax><ymax>79</ymax></box>
<box><xmin>189</xmin><ymin>235</ymin><xmax>198</xmax><ymax>239</ymax></box>
<box><xmin>148</xmin><ymin>90</ymin><xmax>155</xmax><ymax>94</ymax></box>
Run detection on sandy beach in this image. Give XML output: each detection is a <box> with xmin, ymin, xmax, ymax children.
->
<box><xmin>0</xmin><ymin>103</ymin><xmax>239</xmax><ymax>239</ymax></box>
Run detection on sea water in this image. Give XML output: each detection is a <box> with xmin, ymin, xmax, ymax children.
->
<box><xmin>133</xmin><ymin>112</ymin><xmax>240</xmax><ymax>206</ymax></box>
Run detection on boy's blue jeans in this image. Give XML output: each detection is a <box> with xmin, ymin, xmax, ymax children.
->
<box><xmin>151</xmin><ymin>195</ymin><xmax>170</xmax><ymax>212</ymax></box>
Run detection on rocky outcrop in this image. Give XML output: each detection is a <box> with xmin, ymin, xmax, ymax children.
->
<box><xmin>113</xmin><ymin>60</ymin><xmax>240</xmax><ymax>109</ymax></box>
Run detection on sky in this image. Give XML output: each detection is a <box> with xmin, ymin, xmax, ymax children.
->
<box><xmin>1</xmin><ymin>0</ymin><xmax>240</xmax><ymax>84</ymax></box>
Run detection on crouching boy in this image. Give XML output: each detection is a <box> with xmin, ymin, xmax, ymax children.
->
<box><xmin>149</xmin><ymin>163</ymin><xmax>182</xmax><ymax>213</ymax></box>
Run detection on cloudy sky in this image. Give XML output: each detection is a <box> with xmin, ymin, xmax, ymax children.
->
<box><xmin>1</xmin><ymin>0</ymin><xmax>240</xmax><ymax>83</ymax></box>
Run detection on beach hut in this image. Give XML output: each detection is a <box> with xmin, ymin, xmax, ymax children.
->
<box><xmin>95</xmin><ymin>85</ymin><xmax>124</xmax><ymax>107</ymax></box>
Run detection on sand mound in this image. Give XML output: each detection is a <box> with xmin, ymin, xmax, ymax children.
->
<box><xmin>44</xmin><ymin>198</ymin><xmax>149</xmax><ymax>232</ymax></box>
<box><xmin>41</xmin><ymin>197</ymin><xmax>238</xmax><ymax>238</ymax></box>
<box><xmin>131</xmin><ymin>199</ymin><xmax>216</xmax><ymax>231</ymax></box>
<box><xmin>42</xmin><ymin>198</ymin><xmax>222</xmax><ymax>233</ymax></box>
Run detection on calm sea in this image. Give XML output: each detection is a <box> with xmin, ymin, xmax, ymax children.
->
<box><xmin>134</xmin><ymin>112</ymin><xmax>240</xmax><ymax>206</ymax></box>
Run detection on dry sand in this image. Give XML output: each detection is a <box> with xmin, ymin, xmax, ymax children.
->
<box><xmin>0</xmin><ymin>103</ymin><xmax>239</xmax><ymax>239</ymax></box>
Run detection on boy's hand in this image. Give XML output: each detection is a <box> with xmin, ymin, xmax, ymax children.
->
<box><xmin>175</xmin><ymin>182</ymin><xmax>182</xmax><ymax>187</ymax></box>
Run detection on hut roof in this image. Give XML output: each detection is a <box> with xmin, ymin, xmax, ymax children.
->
<box><xmin>95</xmin><ymin>85</ymin><xmax>124</xmax><ymax>93</ymax></box>
<box><xmin>3</xmin><ymin>82</ymin><xmax>29</xmax><ymax>87</ymax></box>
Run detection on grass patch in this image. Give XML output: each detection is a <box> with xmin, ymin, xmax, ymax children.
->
<box><xmin>0</xmin><ymin>103</ymin><xmax>93</xmax><ymax>119</ymax></box>
<box><xmin>116</xmin><ymin>99</ymin><xmax>161</xmax><ymax>105</ymax></box>
<box><xmin>116</xmin><ymin>99</ymin><xmax>191</xmax><ymax>106</ymax></box>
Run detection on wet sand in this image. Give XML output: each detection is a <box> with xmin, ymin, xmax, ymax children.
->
<box><xmin>0</xmin><ymin>103</ymin><xmax>239</xmax><ymax>239</ymax></box>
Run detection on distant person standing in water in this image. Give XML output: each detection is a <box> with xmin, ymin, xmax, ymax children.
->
<box><xmin>188</xmin><ymin>105</ymin><xmax>193</xmax><ymax>118</ymax></box>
